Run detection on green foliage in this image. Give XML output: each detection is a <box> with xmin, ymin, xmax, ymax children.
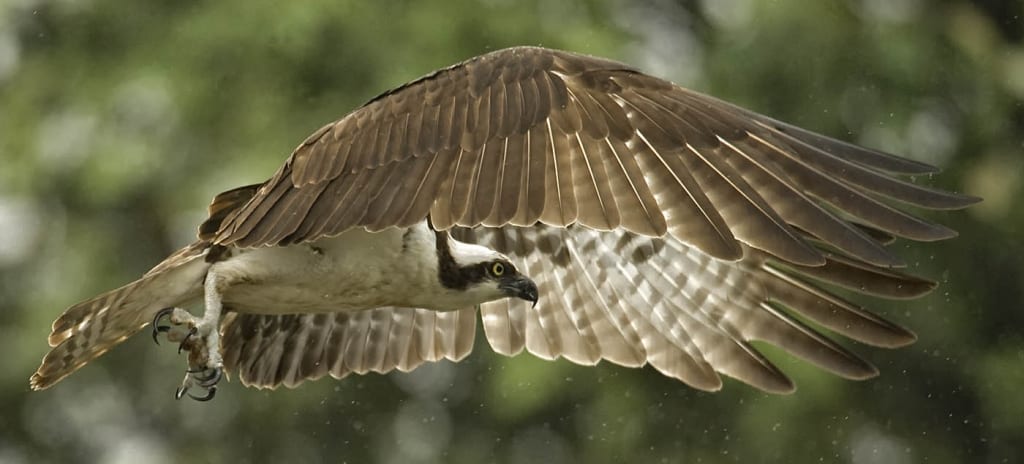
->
<box><xmin>1</xmin><ymin>0</ymin><xmax>1021</xmax><ymax>462</ymax></box>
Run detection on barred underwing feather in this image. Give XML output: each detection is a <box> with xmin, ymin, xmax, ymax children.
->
<box><xmin>457</xmin><ymin>224</ymin><xmax>935</xmax><ymax>393</ymax></box>
<box><xmin>220</xmin><ymin>307</ymin><xmax>477</xmax><ymax>389</ymax></box>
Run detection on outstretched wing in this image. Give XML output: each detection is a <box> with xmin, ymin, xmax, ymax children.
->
<box><xmin>454</xmin><ymin>225</ymin><xmax>933</xmax><ymax>393</ymax></box>
<box><xmin>212</xmin><ymin>46</ymin><xmax>975</xmax><ymax>269</ymax></box>
<box><xmin>219</xmin><ymin>307</ymin><xmax>477</xmax><ymax>389</ymax></box>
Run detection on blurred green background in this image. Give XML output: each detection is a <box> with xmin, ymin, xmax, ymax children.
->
<box><xmin>1</xmin><ymin>0</ymin><xmax>1022</xmax><ymax>462</ymax></box>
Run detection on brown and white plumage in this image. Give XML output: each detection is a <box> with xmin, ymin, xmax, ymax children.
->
<box><xmin>32</xmin><ymin>46</ymin><xmax>976</xmax><ymax>395</ymax></box>
<box><xmin>220</xmin><ymin>307</ymin><xmax>477</xmax><ymax>389</ymax></box>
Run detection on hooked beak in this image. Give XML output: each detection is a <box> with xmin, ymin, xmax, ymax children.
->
<box><xmin>500</xmin><ymin>277</ymin><xmax>539</xmax><ymax>308</ymax></box>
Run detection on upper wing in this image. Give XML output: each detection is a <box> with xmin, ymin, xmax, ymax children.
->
<box><xmin>454</xmin><ymin>225</ymin><xmax>934</xmax><ymax>393</ymax></box>
<box><xmin>211</xmin><ymin>46</ymin><xmax>977</xmax><ymax>267</ymax></box>
<box><xmin>219</xmin><ymin>306</ymin><xmax>476</xmax><ymax>389</ymax></box>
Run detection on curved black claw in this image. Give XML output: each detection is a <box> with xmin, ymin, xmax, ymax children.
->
<box><xmin>175</xmin><ymin>385</ymin><xmax>188</xmax><ymax>400</ymax></box>
<box><xmin>178</xmin><ymin>326</ymin><xmax>197</xmax><ymax>354</ymax></box>
<box><xmin>151</xmin><ymin>308</ymin><xmax>175</xmax><ymax>345</ymax></box>
<box><xmin>194</xmin><ymin>367</ymin><xmax>223</xmax><ymax>388</ymax></box>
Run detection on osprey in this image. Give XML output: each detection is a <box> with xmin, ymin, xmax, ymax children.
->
<box><xmin>30</xmin><ymin>47</ymin><xmax>977</xmax><ymax>401</ymax></box>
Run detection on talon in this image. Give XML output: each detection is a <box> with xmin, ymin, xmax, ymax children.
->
<box><xmin>187</xmin><ymin>386</ymin><xmax>217</xmax><ymax>402</ymax></box>
<box><xmin>178</xmin><ymin>326</ymin><xmax>197</xmax><ymax>354</ymax></box>
<box><xmin>151</xmin><ymin>308</ymin><xmax>175</xmax><ymax>345</ymax></box>
<box><xmin>196</xmin><ymin>367</ymin><xmax>223</xmax><ymax>387</ymax></box>
<box><xmin>151</xmin><ymin>325</ymin><xmax>170</xmax><ymax>345</ymax></box>
<box><xmin>175</xmin><ymin>385</ymin><xmax>188</xmax><ymax>400</ymax></box>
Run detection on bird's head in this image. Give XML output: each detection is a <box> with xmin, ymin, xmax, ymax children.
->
<box><xmin>441</xmin><ymin>236</ymin><xmax>539</xmax><ymax>308</ymax></box>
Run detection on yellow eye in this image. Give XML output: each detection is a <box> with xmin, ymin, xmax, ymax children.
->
<box><xmin>491</xmin><ymin>262</ymin><xmax>505</xmax><ymax>276</ymax></box>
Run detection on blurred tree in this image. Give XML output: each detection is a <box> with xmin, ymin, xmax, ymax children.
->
<box><xmin>0</xmin><ymin>0</ymin><xmax>1021</xmax><ymax>463</ymax></box>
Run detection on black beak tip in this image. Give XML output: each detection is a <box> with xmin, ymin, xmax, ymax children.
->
<box><xmin>505</xmin><ymin>278</ymin><xmax>539</xmax><ymax>308</ymax></box>
<box><xmin>526</xmin><ymin>290</ymin><xmax>538</xmax><ymax>308</ymax></box>
<box><xmin>522</xmin><ymin>280</ymin><xmax>538</xmax><ymax>308</ymax></box>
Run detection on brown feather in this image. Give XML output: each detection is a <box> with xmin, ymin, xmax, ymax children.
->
<box><xmin>601</xmin><ymin>137</ymin><xmax>667</xmax><ymax>236</ymax></box>
<box><xmin>484</xmin><ymin>138</ymin><xmax>520</xmax><ymax>227</ymax></box>
<box><xmin>630</xmin><ymin>133</ymin><xmax>742</xmax><ymax>260</ymax></box>
<box><xmin>539</xmin><ymin>121</ymin><xmax>579</xmax><ymax>226</ymax></box>
<box><xmin>746</xmin><ymin>131</ymin><xmax>957</xmax><ymax>243</ymax></box>
<box><xmin>468</xmin><ymin>141</ymin><xmax>504</xmax><ymax>225</ymax></box>
<box><xmin>717</xmin><ymin>137</ymin><xmax>898</xmax><ymax>266</ymax></box>
<box><xmin>446</xmin><ymin>147</ymin><xmax>482</xmax><ymax>227</ymax></box>
<box><xmin>198</xmin><ymin>184</ymin><xmax>260</xmax><ymax>241</ymax></box>
<box><xmin>513</xmin><ymin>124</ymin><xmax>549</xmax><ymax>225</ymax></box>
<box><xmin>569</xmin><ymin>133</ymin><xmax>620</xmax><ymax>230</ymax></box>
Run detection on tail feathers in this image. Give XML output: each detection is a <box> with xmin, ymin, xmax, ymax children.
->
<box><xmin>30</xmin><ymin>243</ymin><xmax>209</xmax><ymax>390</ymax></box>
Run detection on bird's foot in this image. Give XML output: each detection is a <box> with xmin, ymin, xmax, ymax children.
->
<box><xmin>176</xmin><ymin>365</ymin><xmax>222</xmax><ymax>401</ymax></box>
<box><xmin>151</xmin><ymin>307</ymin><xmax>200</xmax><ymax>347</ymax></box>
<box><xmin>151</xmin><ymin>307</ymin><xmax>224</xmax><ymax>401</ymax></box>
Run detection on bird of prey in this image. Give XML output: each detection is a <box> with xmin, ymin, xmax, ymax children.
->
<box><xmin>30</xmin><ymin>46</ymin><xmax>977</xmax><ymax>401</ymax></box>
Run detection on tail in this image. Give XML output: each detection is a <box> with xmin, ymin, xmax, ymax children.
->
<box><xmin>30</xmin><ymin>242</ymin><xmax>210</xmax><ymax>390</ymax></box>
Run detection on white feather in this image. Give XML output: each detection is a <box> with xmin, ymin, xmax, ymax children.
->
<box><xmin>212</xmin><ymin>221</ymin><xmax>506</xmax><ymax>314</ymax></box>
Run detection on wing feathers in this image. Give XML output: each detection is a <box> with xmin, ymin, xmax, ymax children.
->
<box><xmin>743</xmin><ymin>111</ymin><xmax>940</xmax><ymax>175</ymax></box>
<box><xmin>468</xmin><ymin>142</ymin><xmax>503</xmax><ymax>225</ymax></box>
<box><xmin>462</xmin><ymin>225</ymin><xmax>934</xmax><ymax>393</ymax></box>
<box><xmin>516</xmin><ymin>124</ymin><xmax>549</xmax><ymax>225</ymax></box>
<box><xmin>745</xmin><ymin>131</ymin><xmax>957</xmax><ymax>243</ymax></box>
<box><xmin>750</xmin><ymin>302</ymin><xmax>878</xmax><ymax>380</ymax></box>
<box><xmin>631</xmin><ymin>132</ymin><xmax>741</xmax><ymax>260</ymax></box>
<box><xmin>759</xmin><ymin>263</ymin><xmax>917</xmax><ymax>348</ymax></box>
<box><xmin>682</xmin><ymin>142</ymin><xmax>823</xmax><ymax>265</ymax></box>
<box><xmin>757</xmin><ymin>121</ymin><xmax>977</xmax><ymax>210</ymax></box>
<box><xmin>221</xmin><ymin>307</ymin><xmax>477</xmax><ymax>389</ymax></box>
<box><xmin>485</xmin><ymin>138</ymin><xmax>519</xmax><ymax>226</ymax></box>
<box><xmin>212</xmin><ymin>47</ymin><xmax>970</xmax><ymax>279</ymax></box>
<box><xmin>198</xmin><ymin>184</ymin><xmax>261</xmax><ymax>241</ymax></box>
<box><xmin>777</xmin><ymin>250</ymin><xmax>936</xmax><ymax>299</ymax></box>
<box><xmin>716</xmin><ymin>137</ymin><xmax>898</xmax><ymax>266</ymax></box>
<box><xmin>539</xmin><ymin>121</ymin><xmax>579</xmax><ymax>226</ymax></box>
<box><xmin>436</xmin><ymin>148</ymin><xmax>478</xmax><ymax>229</ymax></box>
<box><xmin>601</xmin><ymin>137</ymin><xmax>667</xmax><ymax>236</ymax></box>
<box><xmin>569</xmin><ymin>133</ymin><xmax>620</xmax><ymax>230</ymax></box>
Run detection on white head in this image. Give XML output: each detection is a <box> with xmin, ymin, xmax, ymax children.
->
<box><xmin>432</xmin><ymin>233</ymin><xmax>538</xmax><ymax>309</ymax></box>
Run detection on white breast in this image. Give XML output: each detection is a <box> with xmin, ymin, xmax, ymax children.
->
<box><xmin>214</xmin><ymin>222</ymin><xmax>446</xmax><ymax>314</ymax></box>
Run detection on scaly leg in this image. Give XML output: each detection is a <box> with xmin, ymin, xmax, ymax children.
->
<box><xmin>150</xmin><ymin>269</ymin><xmax>226</xmax><ymax>401</ymax></box>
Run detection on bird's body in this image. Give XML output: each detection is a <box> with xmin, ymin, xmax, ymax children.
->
<box><xmin>220</xmin><ymin>227</ymin><xmax>419</xmax><ymax>313</ymax></box>
<box><xmin>30</xmin><ymin>46</ymin><xmax>977</xmax><ymax>399</ymax></box>
<box><xmin>217</xmin><ymin>222</ymin><xmax>495</xmax><ymax>314</ymax></box>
